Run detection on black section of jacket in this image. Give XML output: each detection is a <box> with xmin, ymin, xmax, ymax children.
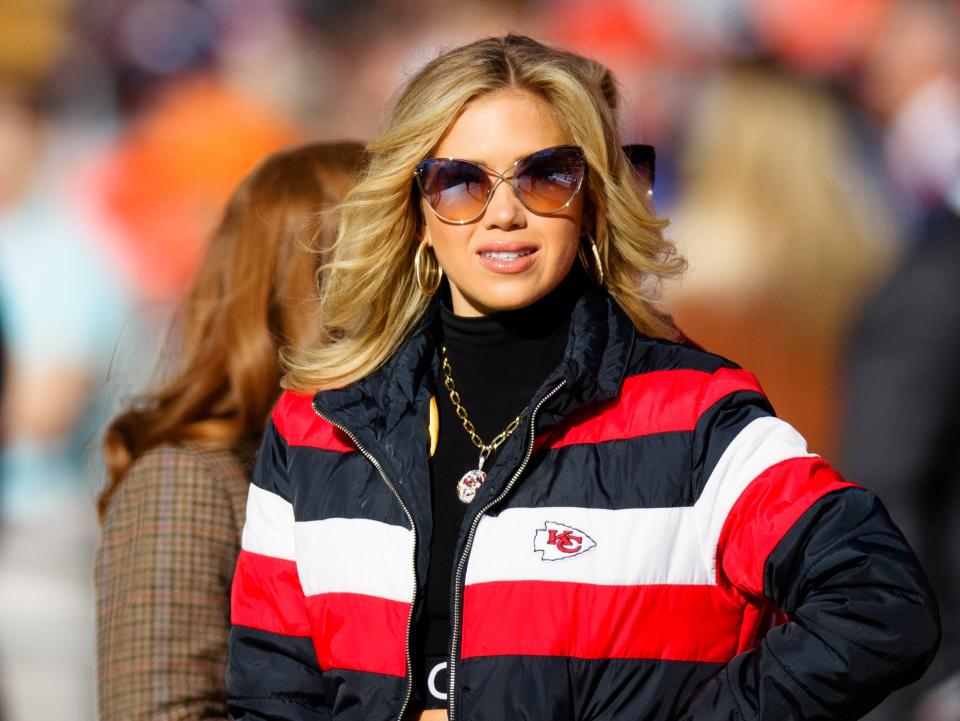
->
<box><xmin>229</xmin><ymin>288</ymin><xmax>940</xmax><ymax>721</ymax></box>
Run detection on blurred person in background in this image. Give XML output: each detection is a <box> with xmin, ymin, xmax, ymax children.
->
<box><xmin>665</xmin><ymin>60</ymin><xmax>895</xmax><ymax>463</ymax></box>
<box><xmin>74</xmin><ymin>1</ymin><xmax>310</xmax><ymax>476</ymax></box>
<box><xmin>88</xmin><ymin>74</ymin><xmax>304</xmax><ymax>302</ymax></box>
<box><xmin>0</xmin><ymin>3</ymin><xmax>313</xmax><ymax>717</ymax></box>
<box><xmin>0</xmin><ymin>6</ymin><xmax>134</xmax><ymax>720</ymax></box>
<box><xmin>95</xmin><ymin>141</ymin><xmax>366</xmax><ymax>721</ymax></box>
<box><xmin>844</xmin><ymin>2</ymin><xmax>960</xmax><ymax>720</ymax></box>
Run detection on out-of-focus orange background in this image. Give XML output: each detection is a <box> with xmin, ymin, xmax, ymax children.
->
<box><xmin>1</xmin><ymin>2</ymin><xmax>958</xmax><ymax>721</ymax></box>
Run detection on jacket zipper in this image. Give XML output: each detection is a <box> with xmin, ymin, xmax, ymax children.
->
<box><xmin>447</xmin><ymin>380</ymin><xmax>567</xmax><ymax>721</ymax></box>
<box><xmin>311</xmin><ymin>400</ymin><xmax>418</xmax><ymax>721</ymax></box>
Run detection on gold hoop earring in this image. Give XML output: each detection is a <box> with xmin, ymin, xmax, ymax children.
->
<box><xmin>415</xmin><ymin>239</ymin><xmax>443</xmax><ymax>296</ymax></box>
<box><xmin>580</xmin><ymin>233</ymin><xmax>604</xmax><ymax>286</ymax></box>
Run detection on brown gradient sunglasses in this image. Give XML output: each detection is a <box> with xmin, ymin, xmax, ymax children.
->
<box><xmin>414</xmin><ymin>143</ymin><xmax>656</xmax><ymax>224</ymax></box>
<box><xmin>414</xmin><ymin>145</ymin><xmax>587</xmax><ymax>224</ymax></box>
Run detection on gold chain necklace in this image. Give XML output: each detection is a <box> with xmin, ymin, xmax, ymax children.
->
<box><xmin>441</xmin><ymin>345</ymin><xmax>523</xmax><ymax>503</ymax></box>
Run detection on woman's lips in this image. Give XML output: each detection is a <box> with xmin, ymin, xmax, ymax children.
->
<box><xmin>476</xmin><ymin>247</ymin><xmax>538</xmax><ymax>273</ymax></box>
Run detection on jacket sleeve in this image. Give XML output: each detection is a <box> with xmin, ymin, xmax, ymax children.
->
<box><xmin>683</xmin><ymin>390</ymin><xmax>941</xmax><ymax>721</ymax></box>
<box><xmin>95</xmin><ymin>447</ymin><xmax>241</xmax><ymax>721</ymax></box>
<box><xmin>227</xmin><ymin>420</ymin><xmax>326</xmax><ymax>720</ymax></box>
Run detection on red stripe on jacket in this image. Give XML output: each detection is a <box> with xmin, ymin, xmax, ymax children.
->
<box><xmin>233</xmin><ymin>550</ymin><xmax>409</xmax><ymax>676</ymax></box>
<box><xmin>461</xmin><ymin>581</ymin><xmax>760</xmax><ymax>662</ymax></box>
<box><xmin>231</xmin><ymin>550</ymin><xmax>311</xmax><ymax>637</ymax></box>
<box><xmin>717</xmin><ymin>456</ymin><xmax>858</xmax><ymax>597</ymax></box>
<box><xmin>272</xmin><ymin>391</ymin><xmax>356</xmax><ymax>452</ymax></box>
<box><xmin>546</xmin><ymin>368</ymin><xmax>764</xmax><ymax>448</ymax></box>
<box><xmin>304</xmin><ymin>593</ymin><xmax>409</xmax><ymax>677</ymax></box>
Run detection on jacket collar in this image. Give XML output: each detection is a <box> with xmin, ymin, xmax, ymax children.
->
<box><xmin>312</xmin><ymin>287</ymin><xmax>635</xmax><ymax>446</ymax></box>
<box><xmin>538</xmin><ymin>286</ymin><xmax>635</xmax><ymax>428</ymax></box>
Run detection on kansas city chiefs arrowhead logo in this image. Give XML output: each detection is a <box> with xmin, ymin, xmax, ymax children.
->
<box><xmin>533</xmin><ymin>521</ymin><xmax>596</xmax><ymax>561</ymax></box>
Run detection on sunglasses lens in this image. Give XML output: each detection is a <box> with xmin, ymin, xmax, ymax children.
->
<box><xmin>514</xmin><ymin>146</ymin><xmax>585</xmax><ymax>213</ymax></box>
<box><xmin>417</xmin><ymin>159</ymin><xmax>490</xmax><ymax>221</ymax></box>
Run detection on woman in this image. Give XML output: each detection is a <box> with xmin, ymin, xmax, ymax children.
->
<box><xmin>96</xmin><ymin>141</ymin><xmax>366</xmax><ymax>721</ymax></box>
<box><xmin>227</xmin><ymin>36</ymin><xmax>939</xmax><ymax>721</ymax></box>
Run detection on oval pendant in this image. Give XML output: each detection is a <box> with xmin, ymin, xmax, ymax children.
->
<box><xmin>456</xmin><ymin>469</ymin><xmax>486</xmax><ymax>504</ymax></box>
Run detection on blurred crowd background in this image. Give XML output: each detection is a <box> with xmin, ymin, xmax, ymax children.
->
<box><xmin>0</xmin><ymin>1</ymin><xmax>958</xmax><ymax>720</ymax></box>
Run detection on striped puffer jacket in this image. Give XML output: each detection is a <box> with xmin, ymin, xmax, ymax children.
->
<box><xmin>227</xmin><ymin>290</ymin><xmax>939</xmax><ymax>721</ymax></box>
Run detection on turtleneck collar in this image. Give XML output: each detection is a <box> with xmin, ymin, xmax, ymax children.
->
<box><xmin>439</xmin><ymin>265</ymin><xmax>590</xmax><ymax>357</ymax></box>
<box><xmin>437</xmin><ymin>269</ymin><xmax>589</xmax><ymax>439</ymax></box>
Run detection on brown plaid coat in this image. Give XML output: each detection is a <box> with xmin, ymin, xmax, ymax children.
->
<box><xmin>96</xmin><ymin>443</ymin><xmax>252</xmax><ymax>721</ymax></box>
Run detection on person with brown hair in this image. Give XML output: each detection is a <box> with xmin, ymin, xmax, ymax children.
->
<box><xmin>94</xmin><ymin>141</ymin><xmax>366</xmax><ymax>721</ymax></box>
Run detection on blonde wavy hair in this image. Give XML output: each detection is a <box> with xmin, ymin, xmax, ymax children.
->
<box><xmin>283</xmin><ymin>35</ymin><xmax>684</xmax><ymax>392</ymax></box>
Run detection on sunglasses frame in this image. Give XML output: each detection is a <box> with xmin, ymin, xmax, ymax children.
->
<box><xmin>414</xmin><ymin>144</ymin><xmax>587</xmax><ymax>225</ymax></box>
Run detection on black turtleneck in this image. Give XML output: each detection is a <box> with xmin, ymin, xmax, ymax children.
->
<box><xmin>419</xmin><ymin>269</ymin><xmax>588</xmax><ymax>662</ymax></box>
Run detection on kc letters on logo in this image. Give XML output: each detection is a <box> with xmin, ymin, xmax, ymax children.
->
<box><xmin>533</xmin><ymin>521</ymin><xmax>596</xmax><ymax>561</ymax></box>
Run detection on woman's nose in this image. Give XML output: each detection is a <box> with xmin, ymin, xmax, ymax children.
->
<box><xmin>483</xmin><ymin>177</ymin><xmax>527</xmax><ymax>229</ymax></box>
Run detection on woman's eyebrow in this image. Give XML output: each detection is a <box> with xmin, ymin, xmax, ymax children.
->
<box><xmin>432</xmin><ymin>153</ymin><xmax>486</xmax><ymax>166</ymax></box>
<box><xmin>435</xmin><ymin>149</ymin><xmax>536</xmax><ymax>169</ymax></box>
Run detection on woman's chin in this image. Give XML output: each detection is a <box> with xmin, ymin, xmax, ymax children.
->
<box><xmin>450</xmin><ymin>281</ymin><xmax>557</xmax><ymax>317</ymax></box>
